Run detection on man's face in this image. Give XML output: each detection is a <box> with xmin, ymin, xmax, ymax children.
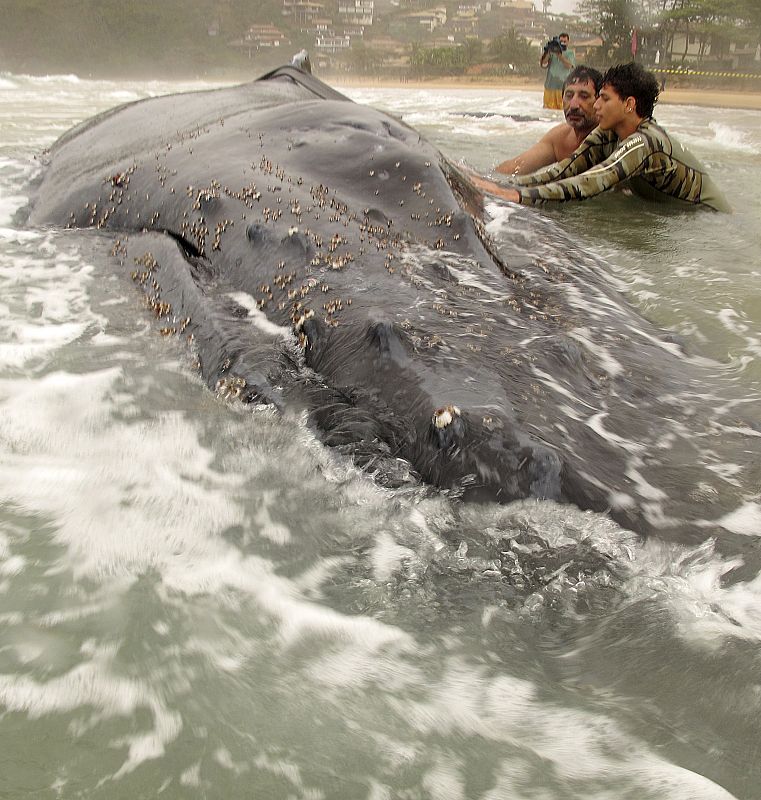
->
<box><xmin>559</xmin><ymin>35</ymin><xmax>569</xmax><ymax>49</ymax></box>
<box><xmin>563</xmin><ymin>79</ymin><xmax>597</xmax><ymax>132</ymax></box>
<box><xmin>593</xmin><ymin>83</ymin><xmax>630</xmax><ymax>131</ymax></box>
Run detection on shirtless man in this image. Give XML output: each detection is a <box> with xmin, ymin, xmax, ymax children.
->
<box><xmin>496</xmin><ymin>66</ymin><xmax>602</xmax><ymax>177</ymax></box>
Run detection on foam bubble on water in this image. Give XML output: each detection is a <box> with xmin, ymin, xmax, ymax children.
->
<box><xmin>0</xmin><ymin>643</ymin><xmax>182</xmax><ymax>777</ymax></box>
<box><xmin>0</xmin><ymin>368</ymin><xmax>244</xmax><ymax>578</ymax></box>
<box><xmin>381</xmin><ymin>659</ymin><xmax>736</xmax><ymax>799</ymax></box>
<box><xmin>0</xmin><ymin>554</ymin><xmax>26</xmax><ymax>576</ymax></box>
<box><xmin>28</xmin><ymin>73</ymin><xmax>83</xmax><ymax>84</ymax></box>
<box><xmin>213</xmin><ymin>746</ymin><xmax>240</xmax><ymax>772</ymax></box>
<box><xmin>708</xmin><ymin>122</ymin><xmax>759</xmax><ymax>154</ymax></box>
<box><xmin>422</xmin><ymin>756</ymin><xmax>466</xmax><ymax>800</ymax></box>
<box><xmin>179</xmin><ymin>762</ymin><xmax>202</xmax><ymax>787</ymax></box>
<box><xmin>0</xmin><ymin>227</ymin><xmax>40</xmax><ymax>243</ymax></box>
<box><xmin>0</xmin><ymin>240</ymin><xmax>101</xmax><ymax>370</ymax></box>
<box><xmin>367</xmin><ymin>779</ymin><xmax>393</xmax><ymax>800</ymax></box>
<box><xmin>0</xmin><ymin>362</ymin><xmax>414</xmax><ymax>700</ymax></box>
<box><xmin>715</xmin><ymin>501</ymin><xmax>761</xmax><ymax>536</ymax></box>
<box><xmin>569</xmin><ymin>327</ymin><xmax>624</xmax><ymax>378</ymax></box>
<box><xmin>371</xmin><ymin>531</ymin><xmax>417</xmax><ymax>582</ymax></box>
<box><xmin>704</xmin><ymin>569</ymin><xmax>761</xmax><ymax>639</ymax></box>
<box><xmin>253</xmin><ymin>752</ymin><xmax>317</xmax><ymax>797</ymax></box>
<box><xmin>206</xmin><ymin>554</ymin><xmax>412</xmax><ymax>652</ymax></box>
<box><xmin>0</xmin><ymin>321</ymin><xmax>91</xmax><ymax>368</ymax></box>
<box><xmin>627</xmin><ymin>537</ymin><xmax>761</xmax><ymax>647</ymax></box>
<box><xmin>308</xmin><ymin>634</ymin><xmax>425</xmax><ymax>693</ymax></box>
<box><xmin>248</xmin><ymin>488</ymin><xmax>294</xmax><ymax>546</ymax></box>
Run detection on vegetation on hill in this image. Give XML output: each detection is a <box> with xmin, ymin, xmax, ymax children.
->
<box><xmin>0</xmin><ymin>0</ymin><xmax>289</xmax><ymax>77</ymax></box>
<box><xmin>1</xmin><ymin>0</ymin><xmax>758</xmax><ymax>79</ymax></box>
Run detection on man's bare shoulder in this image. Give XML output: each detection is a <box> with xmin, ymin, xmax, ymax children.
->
<box><xmin>542</xmin><ymin>122</ymin><xmax>572</xmax><ymax>140</ymax></box>
<box><xmin>496</xmin><ymin>123</ymin><xmax>579</xmax><ymax>176</ymax></box>
<box><xmin>548</xmin><ymin>123</ymin><xmax>592</xmax><ymax>161</ymax></box>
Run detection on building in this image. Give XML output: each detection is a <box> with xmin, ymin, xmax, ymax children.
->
<box><xmin>229</xmin><ymin>25</ymin><xmax>291</xmax><ymax>58</ymax></box>
<box><xmin>282</xmin><ymin>0</ymin><xmax>326</xmax><ymax>25</ymax></box>
<box><xmin>389</xmin><ymin>6</ymin><xmax>447</xmax><ymax>39</ymax></box>
<box><xmin>315</xmin><ymin>34</ymin><xmax>352</xmax><ymax>54</ymax></box>
<box><xmin>338</xmin><ymin>0</ymin><xmax>374</xmax><ymax>27</ymax></box>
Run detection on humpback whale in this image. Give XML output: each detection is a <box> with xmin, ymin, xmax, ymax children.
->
<box><xmin>27</xmin><ymin>65</ymin><xmax>760</xmax><ymax>548</ymax></box>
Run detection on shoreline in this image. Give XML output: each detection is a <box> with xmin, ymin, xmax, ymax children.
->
<box><xmin>331</xmin><ymin>76</ymin><xmax>761</xmax><ymax>111</ymax></box>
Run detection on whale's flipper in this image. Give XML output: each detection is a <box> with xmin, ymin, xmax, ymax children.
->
<box><xmin>120</xmin><ymin>232</ymin><xmax>289</xmax><ymax>408</ymax></box>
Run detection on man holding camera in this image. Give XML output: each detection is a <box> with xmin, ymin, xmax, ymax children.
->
<box><xmin>541</xmin><ymin>32</ymin><xmax>575</xmax><ymax>110</ymax></box>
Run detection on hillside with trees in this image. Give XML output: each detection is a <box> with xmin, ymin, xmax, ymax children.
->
<box><xmin>0</xmin><ymin>0</ymin><xmax>758</xmax><ymax>81</ymax></box>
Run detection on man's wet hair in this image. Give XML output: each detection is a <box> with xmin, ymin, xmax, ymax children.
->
<box><xmin>563</xmin><ymin>65</ymin><xmax>603</xmax><ymax>94</ymax></box>
<box><xmin>559</xmin><ymin>32</ymin><xmax>569</xmax><ymax>39</ymax></box>
<box><xmin>601</xmin><ymin>62</ymin><xmax>660</xmax><ymax>119</ymax></box>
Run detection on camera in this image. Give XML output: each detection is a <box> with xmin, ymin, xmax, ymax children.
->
<box><xmin>543</xmin><ymin>36</ymin><xmax>565</xmax><ymax>54</ymax></box>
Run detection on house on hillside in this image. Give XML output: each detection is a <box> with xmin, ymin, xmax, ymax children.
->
<box><xmin>363</xmin><ymin>35</ymin><xmax>411</xmax><ymax>69</ymax></box>
<box><xmin>495</xmin><ymin>0</ymin><xmax>535</xmax><ymax>15</ymax></box>
<box><xmin>573</xmin><ymin>35</ymin><xmax>603</xmax><ymax>62</ymax></box>
<box><xmin>315</xmin><ymin>34</ymin><xmax>352</xmax><ymax>54</ymax></box>
<box><xmin>448</xmin><ymin>7</ymin><xmax>481</xmax><ymax>36</ymax></box>
<box><xmin>338</xmin><ymin>0</ymin><xmax>374</xmax><ymax>26</ymax></box>
<box><xmin>229</xmin><ymin>24</ymin><xmax>291</xmax><ymax>58</ymax></box>
<box><xmin>282</xmin><ymin>0</ymin><xmax>325</xmax><ymax>25</ymax></box>
<box><xmin>635</xmin><ymin>26</ymin><xmax>761</xmax><ymax>72</ymax></box>
<box><xmin>389</xmin><ymin>7</ymin><xmax>447</xmax><ymax>40</ymax></box>
<box><xmin>473</xmin><ymin>0</ymin><xmax>536</xmax><ymax>40</ymax></box>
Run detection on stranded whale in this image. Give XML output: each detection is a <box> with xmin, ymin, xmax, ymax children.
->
<box><xmin>27</xmin><ymin>65</ymin><xmax>760</xmax><ymax>547</ymax></box>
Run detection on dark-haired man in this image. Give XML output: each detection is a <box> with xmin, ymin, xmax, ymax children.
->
<box><xmin>496</xmin><ymin>66</ymin><xmax>602</xmax><ymax>177</ymax></box>
<box><xmin>473</xmin><ymin>62</ymin><xmax>730</xmax><ymax>211</ymax></box>
<box><xmin>541</xmin><ymin>32</ymin><xmax>575</xmax><ymax>109</ymax></box>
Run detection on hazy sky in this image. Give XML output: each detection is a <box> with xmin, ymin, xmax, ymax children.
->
<box><xmin>537</xmin><ymin>0</ymin><xmax>580</xmax><ymax>15</ymax></box>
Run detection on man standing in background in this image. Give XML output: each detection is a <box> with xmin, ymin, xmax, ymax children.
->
<box><xmin>540</xmin><ymin>32</ymin><xmax>575</xmax><ymax>109</ymax></box>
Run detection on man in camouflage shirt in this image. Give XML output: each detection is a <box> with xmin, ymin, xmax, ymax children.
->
<box><xmin>472</xmin><ymin>63</ymin><xmax>730</xmax><ymax>212</ymax></box>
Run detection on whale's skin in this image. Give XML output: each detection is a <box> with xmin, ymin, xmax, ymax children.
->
<box><xmin>27</xmin><ymin>67</ymin><xmax>760</xmax><ymax>546</ymax></box>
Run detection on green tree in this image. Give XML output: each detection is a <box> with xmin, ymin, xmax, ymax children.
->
<box><xmin>576</xmin><ymin>0</ymin><xmax>639</xmax><ymax>60</ymax></box>
<box><xmin>488</xmin><ymin>28</ymin><xmax>538</xmax><ymax>72</ymax></box>
<box><xmin>656</xmin><ymin>0</ymin><xmax>761</xmax><ymax>63</ymax></box>
<box><xmin>464</xmin><ymin>38</ymin><xmax>484</xmax><ymax>65</ymax></box>
<box><xmin>345</xmin><ymin>41</ymin><xmax>383</xmax><ymax>75</ymax></box>
<box><xmin>577</xmin><ymin>0</ymin><xmax>761</xmax><ymax>65</ymax></box>
<box><xmin>410</xmin><ymin>44</ymin><xmax>469</xmax><ymax>76</ymax></box>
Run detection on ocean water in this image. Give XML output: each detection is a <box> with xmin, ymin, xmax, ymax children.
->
<box><xmin>1</xmin><ymin>72</ymin><xmax>761</xmax><ymax>799</ymax></box>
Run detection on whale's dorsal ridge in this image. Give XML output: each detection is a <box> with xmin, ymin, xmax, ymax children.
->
<box><xmin>255</xmin><ymin>64</ymin><xmax>353</xmax><ymax>104</ymax></box>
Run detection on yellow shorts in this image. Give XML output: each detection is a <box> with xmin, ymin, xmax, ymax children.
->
<box><xmin>543</xmin><ymin>89</ymin><xmax>563</xmax><ymax>110</ymax></box>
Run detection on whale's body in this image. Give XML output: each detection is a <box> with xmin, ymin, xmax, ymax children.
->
<box><xmin>27</xmin><ymin>67</ymin><xmax>760</xmax><ymax>546</ymax></box>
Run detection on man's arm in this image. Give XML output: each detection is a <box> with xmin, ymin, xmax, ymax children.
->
<box><xmin>463</xmin><ymin>129</ymin><xmax>606</xmax><ymax>202</ymax></box>
<box><xmin>468</xmin><ymin>174</ymin><xmax>520</xmax><ymax>203</ymax></box>
<box><xmin>467</xmin><ymin>127</ymin><xmax>629</xmax><ymax>205</ymax></box>
<box><xmin>516</xmin><ymin>131</ymin><xmax>651</xmax><ymax>204</ymax></box>
<box><xmin>511</xmin><ymin>127</ymin><xmax>610</xmax><ymax>187</ymax></box>
<box><xmin>558</xmin><ymin>49</ymin><xmax>575</xmax><ymax>70</ymax></box>
<box><xmin>494</xmin><ymin>124</ymin><xmax>565</xmax><ymax>176</ymax></box>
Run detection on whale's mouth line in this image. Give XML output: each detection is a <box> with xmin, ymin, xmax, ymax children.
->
<box><xmin>162</xmin><ymin>229</ymin><xmax>201</xmax><ymax>259</ymax></box>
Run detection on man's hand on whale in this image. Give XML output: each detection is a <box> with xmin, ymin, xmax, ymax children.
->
<box><xmin>465</xmin><ymin>169</ymin><xmax>521</xmax><ymax>204</ymax></box>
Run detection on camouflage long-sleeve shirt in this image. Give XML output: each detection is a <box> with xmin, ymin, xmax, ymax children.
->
<box><xmin>511</xmin><ymin>120</ymin><xmax>730</xmax><ymax>212</ymax></box>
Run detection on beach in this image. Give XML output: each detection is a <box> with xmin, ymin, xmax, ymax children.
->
<box><xmin>333</xmin><ymin>75</ymin><xmax>761</xmax><ymax>111</ymax></box>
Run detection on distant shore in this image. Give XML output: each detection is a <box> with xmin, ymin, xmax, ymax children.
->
<box><xmin>331</xmin><ymin>75</ymin><xmax>761</xmax><ymax>111</ymax></box>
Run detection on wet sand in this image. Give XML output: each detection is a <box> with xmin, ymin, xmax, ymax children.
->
<box><xmin>332</xmin><ymin>76</ymin><xmax>761</xmax><ymax>111</ymax></box>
